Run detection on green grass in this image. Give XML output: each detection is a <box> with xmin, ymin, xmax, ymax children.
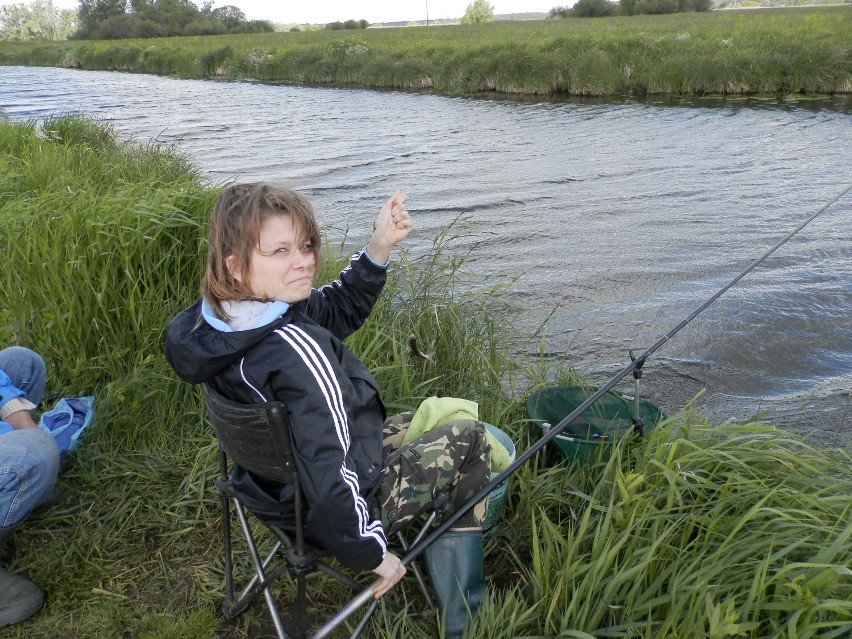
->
<box><xmin>1</xmin><ymin>116</ymin><xmax>850</xmax><ymax>638</ymax></box>
<box><xmin>1</xmin><ymin>6</ymin><xmax>851</xmax><ymax>96</ymax></box>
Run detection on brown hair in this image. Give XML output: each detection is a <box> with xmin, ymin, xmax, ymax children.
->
<box><xmin>201</xmin><ymin>183</ymin><xmax>322</xmax><ymax>319</ymax></box>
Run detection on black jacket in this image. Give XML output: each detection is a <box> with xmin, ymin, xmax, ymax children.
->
<box><xmin>165</xmin><ymin>250</ymin><xmax>389</xmax><ymax>571</ymax></box>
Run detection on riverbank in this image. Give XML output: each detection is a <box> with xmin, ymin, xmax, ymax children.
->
<box><xmin>2</xmin><ymin>115</ymin><xmax>851</xmax><ymax>638</ymax></box>
<box><xmin>1</xmin><ymin>6</ymin><xmax>851</xmax><ymax>97</ymax></box>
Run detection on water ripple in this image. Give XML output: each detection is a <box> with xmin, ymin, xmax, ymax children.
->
<box><xmin>2</xmin><ymin>66</ymin><xmax>851</xmax><ymax>445</ymax></box>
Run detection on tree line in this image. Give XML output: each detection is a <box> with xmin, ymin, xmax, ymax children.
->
<box><xmin>0</xmin><ymin>0</ymin><xmax>274</xmax><ymax>41</ymax></box>
<box><xmin>550</xmin><ymin>0</ymin><xmax>712</xmax><ymax>18</ymax></box>
<box><xmin>0</xmin><ymin>0</ymin><xmax>76</xmax><ymax>40</ymax></box>
<box><xmin>0</xmin><ymin>0</ymin><xmax>715</xmax><ymax>42</ymax></box>
<box><xmin>75</xmin><ymin>0</ymin><xmax>274</xmax><ymax>39</ymax></box>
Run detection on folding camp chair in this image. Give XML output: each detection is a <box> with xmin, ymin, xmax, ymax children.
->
<box><xmin>200</xmin><ymin>383</ymin><xmax>443</xmax><ymax>639</ymax></box>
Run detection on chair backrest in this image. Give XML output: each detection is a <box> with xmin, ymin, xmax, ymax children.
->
<box><xmin>200</xmin><ymin>382</ymin><xmax>297</xmax><ymax>484</ymax></box>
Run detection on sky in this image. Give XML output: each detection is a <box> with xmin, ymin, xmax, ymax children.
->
<box><xmin>23</xmin><ymin>1</ymin><xmax>562</xmax><ymax>25</ymax></box>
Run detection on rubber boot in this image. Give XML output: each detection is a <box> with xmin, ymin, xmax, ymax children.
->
<box><xmin>424</xmin><ymin>529</ymin><xmax>485</xmax><ymax>638</ymax></box>
<box><xmin>0</xmin><ymin>525</ymin><xmax>45</xmax><ymax>627</ymax></box>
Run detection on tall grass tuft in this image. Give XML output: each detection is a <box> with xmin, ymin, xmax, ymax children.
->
<box><xmin>1</xmin><ymin>116</ymin><xmax>850</xmax><ymax>638</ymax></box>
<box><xmin>492</xmin><ymin>415</ymin><xmax>852</xmax><ymax>637</ymax></box>
<box><xmin>0</xmin><ymin>114</ymin><xmax>213</xmax><ymax>394</ymax></box>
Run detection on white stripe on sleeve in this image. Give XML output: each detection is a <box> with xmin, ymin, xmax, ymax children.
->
<box><xmin>275</xmin><ymin>325</ymin><xmax>387</xmax><ymax>551</ymax></box>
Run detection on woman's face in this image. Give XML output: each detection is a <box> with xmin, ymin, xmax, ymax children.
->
<box><xmin>228</xmin><ymin>214</ymin><xmax>316</xmax><ymax>303</ymax></box>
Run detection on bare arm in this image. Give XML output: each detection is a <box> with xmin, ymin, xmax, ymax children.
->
<box><xmin>4</xmin><ymin>409</ymin><xmax>37</xmax><ymax>430</ymax></box>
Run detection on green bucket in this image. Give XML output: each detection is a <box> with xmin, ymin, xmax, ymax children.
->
<box><xmin>525</xmin><ymin>385</ymin><xmax>664</xmax><ymax>466</ymax></box>
<box><xmin>482</xmin><ymin>423</ymin><xmax>515</xmax><ymax>532</ymax></box>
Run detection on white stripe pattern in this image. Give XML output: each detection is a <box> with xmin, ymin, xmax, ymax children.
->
<box><xmin>239</xmin><ymin>358</ymin><xmax>267</xmax><ymax>402</ymax></box>
<box><xmin>274</xmin><ymin>324</ymin><xmax>387</xmax><ymax>550</ymax></box>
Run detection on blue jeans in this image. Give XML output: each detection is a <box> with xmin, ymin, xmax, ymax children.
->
<box><xmin>0</xmin><ymin>347</ymin><xmax>59</xmax><ymax>528</ymax></box>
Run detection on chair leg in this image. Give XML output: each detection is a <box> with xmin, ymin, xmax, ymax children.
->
<box><xmin>296</xmin><ymin>573</ymin><xmax>308</xmax><ymax>639</ymax></box>
<box><xmin>224</xmin><ymin>541</ymin><xmax>285</xmax><ymax>618</ymax></box>
<box><xmin>338</xmin><ymin>508</ymin><xmax>442</xmax><ymax>639</ymax></box>
<box><xmin>396</xmin><ymin>510</ymin><xmax>440</xmax><ymax>610</ymax></box>
<box><xmin>234</xmin><ymin>501</ymin><xmax>289</xmax><ymax>639</ymax></box>
<box><xmin>348</xmin><ymin>598</ymin><xmax>380</xmax><ymax>639</ymax></box>
<box><xmin>314</xmin><ymin>563</ymin><xmax>364</xmax><ymax>593</ymax></box>
<box><xmin>217</xmin><ymin>453</ymin><xmax>236</xmax><ymax>607</ymax></box>
<box><xmin>221</xmin><ymin>495</ymin><xmax>285</xmax><ymax>618</ymax></box>
<box><xmin>262</xmin><ymin>587</ymin><xmax>289</xmax><ymax>639</ymax></box>
<box><xmin>218</xmin><ymin>486</ymin><xmax>452</xmax><ymax>639</ymax></box>
<box><xmin>220</xmin><ymin>493</ymin><xmax>234</xmax><ymax>605</ymax></box>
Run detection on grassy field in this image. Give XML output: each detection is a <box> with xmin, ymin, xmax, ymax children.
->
<box><xmin>1</xmin><ymin>6</ymin><xmax>851</xmax><ymax>97</ymax></box>
<box><xmin>1</xmin><ymin>115</ymin><xmax>851</xmax><ymax>638</ymax></box>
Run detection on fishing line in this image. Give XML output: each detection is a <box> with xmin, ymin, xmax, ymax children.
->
<box><xmin>311</xmin><ymin>182</ymin><xmax>852</xmax><ymax>639</ymax></box>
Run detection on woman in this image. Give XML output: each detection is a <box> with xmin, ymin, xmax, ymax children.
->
<box><xmin>165</xmin><ymin>183</ymin><xmax>489</xmax><ymax>637</ymax></box>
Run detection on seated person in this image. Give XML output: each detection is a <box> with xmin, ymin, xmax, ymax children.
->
<box><xmin>166</xmin><ymin>184</ymin><xmax>491</xmax><ymax>638</ymax></box>
<box><xmin>0</xmin><ymin>346</ymin><xmax>61</xmax><ymax>627</ymax></box>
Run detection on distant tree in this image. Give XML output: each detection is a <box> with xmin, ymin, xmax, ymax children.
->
<box><xmin>142</xmin><ymin>0</ymin><xmax>197</xmax><ymax>35</ymax></box>
<box><xmin>75</xmin><ymin>0</ymin><xmax>127</xmax><ymax>38</ymax></box>
<box><xmin>91</xmin><ymin>12</ymin><xmax>148</xmax><ymax>38</ymax></box>
<box><xmin>325</xmin><ymin>18</ymin><xmax>368</xmax><ymax>30</ymax></box>
<box><xmin>679</xmin><ymin>0</ymin><xmax>713</xmax><ymax>11</ymax></box>
<box><xmin>549</xmin><ymin>5</ymin><xmax>572</xmax><ymax>17</ymax></box>
<box><xmin>0</xmin><ymin>0</ymin><xmax>77</xmax><ymax>40</ymax></box>
<box><xmin>231</xmin><ymin>19</ymin><xmax>273</xmax><ymax>33</ymax></box>
<box><xmin>211</xmin><ymin>4</ymin><xmax>245</xmax><ymax>29</ymax></box>
<box><xmin>634</xmin><ymin>0</ymin><xmax>679</xmax><ymax>12</ymax></box>
<box><xmin>128</xmin><ymin>0</ymin><xmax>150</xmax><ymax>12</ymax></box>
<box><xmin>73</xmin><ymin>0</ymin><xmax>274</xmax><ymax>38</ymax></box>
<box><xmin>183</xmin><ymin>14</ymin><xmax>226</xmax><ymax>35</ymax></box>
<box><xmin>571</xmin><ymin>0</ymin><xmax>619</xmax><ymax>16</ymax></box>
<box><xmin>460</xmin><ymin>0</ymin><xmax>494</xmax><ymax>24</ymax></box>
<box><xmin>620</xmin><ymin>0</ymin><xmax>710</xmax><ymax>14</ymax></box>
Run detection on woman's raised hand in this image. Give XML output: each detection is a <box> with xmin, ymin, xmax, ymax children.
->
<box><xmin>367</xmin><ymin>189</ymin><xmax>412</xmax><ymax>264</ymax></box>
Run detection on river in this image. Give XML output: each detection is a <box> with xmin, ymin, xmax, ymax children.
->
<box><xmin>2</xmin><ymin>66</ymin><xmax>850</xmax><ymax>448</ymax></box>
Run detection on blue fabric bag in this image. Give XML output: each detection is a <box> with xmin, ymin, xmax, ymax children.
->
<box><xmin>38</xmin><ymin>396</ymin><xmax>95</xmax><ymax>453</ymax></box>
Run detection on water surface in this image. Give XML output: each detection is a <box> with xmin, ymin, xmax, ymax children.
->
<box><xmin>2</xmin><ymin>67</ymin><xmax>850</xmax><ymax>446</ymax></box>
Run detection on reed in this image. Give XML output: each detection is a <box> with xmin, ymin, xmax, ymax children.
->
<box><xmin>495</xmin><ymin>416</ymin><xmax>852</xmax><ymax>637</ymax></box>
<box><xmin>1</xmin><ymin>117</ymin><xmax>850</xmax><ymax>638</ymax></box>
<box><xmin>1</xmin><ymin>6</ymin><xmax>850</xmax><ymax>96</ymax></box>
<box><xmin>0</xmin><ymin>114</ymin><xmax>213</xmax><ymax>397</ymax></box>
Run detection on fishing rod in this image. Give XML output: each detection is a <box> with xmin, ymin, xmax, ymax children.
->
<box><xmin>311</xmin><ymin>182</ymin><xmax>852</xmax><ymax>639</ymax></box>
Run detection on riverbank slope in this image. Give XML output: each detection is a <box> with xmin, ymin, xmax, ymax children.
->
<box><xmin>1</xmin><ymin>6</ymin><xmax>850</xmax><ymax>97</ymax></box>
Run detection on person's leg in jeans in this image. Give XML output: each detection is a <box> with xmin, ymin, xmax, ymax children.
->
<box><xmin>0</xmin><ymin>346</ymin><xmax>47</xmax><ymax>407</ymax></box>
<box><xmin>0</xmin><ymin>429</ymin><xmax>60</xmax><ymax>528</ymax></box>
<box><xmin>0</xmin><ymin>346</ymin><xmax>58</xmax><ymax>627</ymax></box>
<box><xmin>0</xmin><ymin>346</ymin><xmax>57</xmax><ymax>524</ymax></box>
